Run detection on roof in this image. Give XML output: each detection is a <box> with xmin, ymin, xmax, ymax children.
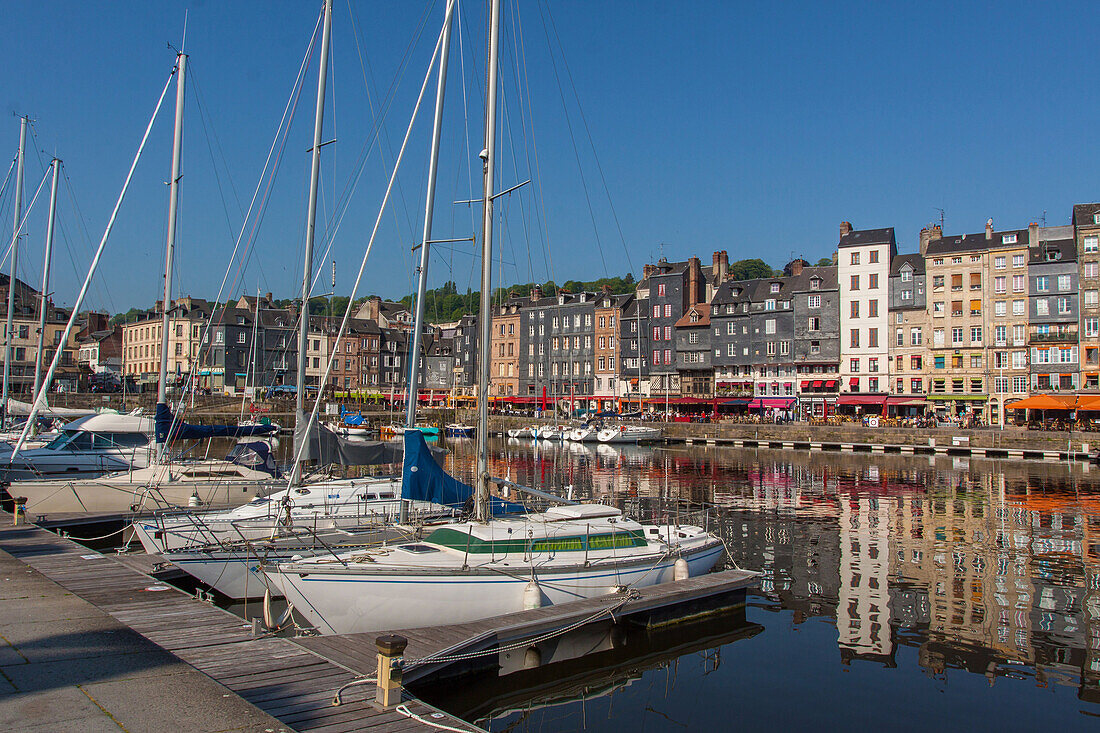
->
<box><xmin>838</xmin><ymin>227</ymin><xmax>895</xmax><ymax>249</ymax></box>
<box><xmin>1073</xmin><ymin>203</ymin><xmax>1100</xmax><ymax>227</ymax></box>
<box><xmin>710</xmin><ymin>265</ymin><xmax>836</xmax><ymax>307</ymax></box>
<box><xmin>924</xmin><ymin>228</ymin><xmax>1028</xmax><ymax>256</ymax></box>
<box><xmin>890</xmin><ymin>253</ymin><xmax>925</xmax><ymax>276</ymax></box>
<box><xmin>674</xmin><ymin>303</ymin><xmax>710</xmax><ymax>328</ymax></box>
<box><xmin>1028</xmin><ymin>238</ymin><xmax>1076</xmax><ymax>265</ymax></box>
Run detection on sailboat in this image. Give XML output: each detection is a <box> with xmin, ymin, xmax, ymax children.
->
<box><xmin>262</xmin><ymin>0</ymin><xmax>724</xmax><ymax>635</ymax></box>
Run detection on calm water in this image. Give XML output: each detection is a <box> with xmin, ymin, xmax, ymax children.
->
<box><xmin>417</xmin><ymin>437</ymin><xmax>1100</xmax><ymax>731</ymax></box>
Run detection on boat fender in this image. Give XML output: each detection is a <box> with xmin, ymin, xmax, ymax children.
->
<box><xmin>522</xmin><ymin>580</ymin><xmax>542</xmax><ymax>610</ymax></box>
<box><xmin>263</xmin><ymin>587</ymin><xmax>275</xmax><ymax>629</ymax></box>
<box><xmin>275</xmin><ymin>603</ymin><xmax>294</xmax><ymax>630</ymax></box>
<box><xmin>188</xmin><ymin>492</ymin><xmax>202</xmax><ymax>508</ymax></box>
<box><xmin>673</xmin><ymin>557</ymin><xmax>689</xmax><ymax>581</ymax></box>
<box><xmin>523</xmin><ymin>646</ymin><xmax>541</xmax><ymax>669</ymax></box>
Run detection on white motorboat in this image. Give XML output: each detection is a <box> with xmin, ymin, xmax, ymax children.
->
<box><xmin>596</xmin><ymin>425</ymin><xmax>663</xmax><ymax>444</ymax></box>
<box><xmin>445</xmin><ymin>424</ymin><xmax>475</xmax><ymax>438</ymax></box>
<box><xmin>505</xmin><ymin>426</ymin><xmax>537</xmax><ymax>439</ymax></box>
<box><xmin>0</xmin><ymin>413</ymin><xmax>154</xmax><ymax>482</ymax></box>
<box><xmin>264</xmin><ymin>503</ymin><xmax>725</xmax><ymax>634</ymax></box>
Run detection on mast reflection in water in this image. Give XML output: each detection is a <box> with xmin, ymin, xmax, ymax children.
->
<box><xmin>430</xmin><ymin>437</ymin><xmax>1100</xmax><ymax>730</ymax></box>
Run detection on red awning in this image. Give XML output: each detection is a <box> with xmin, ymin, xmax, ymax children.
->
<box><xmin>748</xmin><ymin>398</ymin><xmax>795</xmax><ymax>409</ymax></box>
<box><xmin>886</xmin><ymin>396</ymin><xmax>927</xmax><ymax>406</ymax></box>
<box><xmin>800</xmin><ymin>381</ymin><xmax>811</xmax><ymax>389</ymax></box>
<box><xmin>812</xmin><ymin>380</ymin><xmax>823</xmax><ymax>388</ymax></box>
<box><xmin>826</xmin><ymin>380</ymin><xmax>837</xmax><ymax>388</ymax></box>
<box><xmin>848</xmin><ymin>378</ymin><xmax>859</xmax><ymax>387</ymax></box>
<box><xmin>838</xmin><ymin>394</ymin><xmax>888</xmax><ymax>406</ymax></box>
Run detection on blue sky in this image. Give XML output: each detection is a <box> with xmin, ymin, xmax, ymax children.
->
<box><xmin>0</xmin><ymin>1</ymin><xmax>1096</xmax><ymax>315</ymax></box>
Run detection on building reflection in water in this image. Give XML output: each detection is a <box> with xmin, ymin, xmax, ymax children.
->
<box><xmin>446</xmin><ymin>438</ymin><xmax>1100</xmax><ymax>706</ymax></box>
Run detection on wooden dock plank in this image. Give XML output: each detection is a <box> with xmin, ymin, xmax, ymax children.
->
<box><xmin>0</xmin><ymin>520</ymin><xmax>483</xmax><ymax>733</ymax></box>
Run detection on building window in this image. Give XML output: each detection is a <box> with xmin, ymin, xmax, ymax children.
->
<box><xmin>850</xmin><ymin>275</ymin><xmax>859</xmax><ymax>291</ymax></box>
<box><xmin>868</xmin><ymin>329</ymin><xmax>878</xmax><ymax>348</ymax></box>
<box><xmin>869</xmin><ymin>357</ymin><xmax>879</xmax><ymax>373</ymax></box>
<box><xmin>1036</xmin><ymin>299</ymin><xmax>1049</xmax><ymax>316</ymax></box>
<box><xmin>868</xmin><ymin>300</ymin><xmax>879</xmax><ymax>317</ymax></box>
<box><xmin>850</xmin><ymin>358</ymin><xmax>860</xmax><ymax>372</ymax></box>
<box><xmin>1002</xmin><ymin>234</ymin><xmax>1017</xmax><ymax>244</ymax></box>
<box><xmin>900</xmin><ymin>268</ymin><xmax>912</xmax><ymax>282</ymax></box>
<box><xmin>850</xmin><ymin>252</ymin><xmax>860</xmax><ymax>265</ymax></box>
<box><xmin>1086</xmin><ymin>290</ymin><xmax>1099</xmax><ymax>307</ymax></box>
<box><xmin>808</xmin><ymin>294</ymin><xmax>821</xmax><ymax>308</ymax></box>
<box><xmin>657</xmin><ymin>283</ymin><xmax>666</xmax><ymax>296</ymax></box>
<box><xmin>952</xmin><ymin>327</ymin><xmax>963</xmax><ymax>344</ymax></box>
<box><xmin>868</xmin><ymin>273</ymin><xmax>878</xmax><ymax>289</ymax></box>
<box><xmin>1085</xmin><ymin>236</ymin><xmax>1100</xmax><ymax>253</ymax></box>
<box><xmin>808</xmin><ymin>316</ymin><xmax>820</xmax><ymax>332</ymax></box>
<box><xmin>869</xmin><ymin>249</ymin><xmax>879</xmax><ymax>263</ymax></box>
<box><xmin>1036</xmin><ymin>276</ymin><xmax>1049</xmax><ymax>292</ymax></box>
<box><xmin>850</xmin><ymin>329</ymin><xmax>859</xmax><ymax>348</ymax></box>
<box><xmin>901</xmin><ymin>289</ymin><xmax>911</xmax><ymax>300</ymax></box>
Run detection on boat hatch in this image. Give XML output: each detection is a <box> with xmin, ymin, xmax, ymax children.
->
<box><xmin>543</xmin><ymin>504</ymin><xmax>621</xmax><ymax>520</ymax></box>
<box><xmin>294</xmin><ymin>488</ymin><xmax>311</xmax><ymax>495</ymax></box>
<box><xmin>398</xmin><ymin>544</ymin><xmax>440</xmax><ymax>554</ymax></box>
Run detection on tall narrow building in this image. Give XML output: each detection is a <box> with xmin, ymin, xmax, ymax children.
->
<box><xmin>837</xmin><ymin>223</ymin><xmax>895</xmax><ymax>401</ymax></box>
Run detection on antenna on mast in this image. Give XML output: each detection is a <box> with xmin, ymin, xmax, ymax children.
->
<box><xmin>934</xmin><ymin>207</ymin><xmax>945</xmax><ymax>229</ymax></box>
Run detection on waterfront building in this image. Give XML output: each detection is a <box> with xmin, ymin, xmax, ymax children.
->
<box><xmin>304</xmin><ymin>316</ymin><xmax>335</xmax><ymax>392</ymax></box>
<box><xmin>1028</xmin><ymin>225</ymin><xmax>1079</xmax><ymax>392</ymax></box>
<box><xmin>674</xmin><ymin>302</ymin><xmax>712</xmax><ymax>400</ymax></box>
<box><xmin>790</xmin><ymin>262</ymin><xmax>841</xmax><ymax>418</ymax></box>
<box><xmin>837</xmin><ymin>223</ymin><xmax>895</xmax><ymax>401</ymax></box>
<box><xmin>539</xmin><ymin>290</ymin><xmax>597</xmax><ymax>405</ymax></box>
<box><xmin>1073</xmin><ymin>203</ymin><xmax>1100</xmax><ymax>392</ymax></box>
<box><xmin>490</xmin><ymin>296</ymin><xmax>524</xmax><ymax>398</ymax></box>
<box><xmin>923</xmin><ymin>223</ymin><xmax>1007</xmax><ymax>421</ymax></box>
<box><xmin>449</xmin><ymin>314</ymin><xmax>478</xmax><ymax>400</ymax></box>
<box><xmin>638</xmin><ymin>256</ymin><xmax>710</xmax><ymax>399</ymax></box>
<box><xmin>354</xmin><ymin>296</ymin><xmax>413</xmax><ymax>331</ymax></box>
<box><xmin>618</xmin><ymin>295</ymin><xmax>651</xmax><ymax>407</ymax></box>
<box><xmin>984</xmin><ymin>225</ymin><xmax>1032</xmax><ymax>424</ymax></box>
<box><xmin>594</xmin><ymin>291</ymin><xmax>632</xmax><ymax>411</ymax></box>
<box><xmin>77</xmin><ymin>327</ymin><xmax>122</xmax><ymax>378</ymax></box>
<box><xmin>887</xmin><ymin>251</ymin><xmax>928</xmax><ymax>408</ymax></box>
<box><xmin>378</xmin><ymin>327</ymin><xmax>410</xmax><ymax>392</ymax></box>
<box><xmin>122</xmin><ymin>296</ymin><xmax>211</xmax><ymax>389</ymax></box>
<box><xmin>202</xmin><ymin>304</ymin><xmax>296</xmax><ymax>394</ymax></box>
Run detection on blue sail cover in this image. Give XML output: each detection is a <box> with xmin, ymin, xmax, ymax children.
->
<box><xmin>338</xmin><ymin>406</ymin><xmax>365</xmax><ymax>426</ymax></box>
<box><xmin>155</xmin><ymin>403</ymin><xmax>279</xmax><ymax>443</ymax></box>
<box><xmin>400</xmin><ymin>430</ymin><xmax>525</xmax><ymax>513</ymax></box>
<box><xmin>226</xmin><ymin>441</ymin><xmax>280</xmax><ymax>477</ymax></box>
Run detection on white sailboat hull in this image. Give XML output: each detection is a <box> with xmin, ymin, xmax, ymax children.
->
<box><xmin>596</xmin><ymin>426</ymin><xmax>662</xmax><ymax>444</ymax></box>
<box><xmin>266</xmin><ymin>541</ymin><xmax>724</xmax><ymax>635</ymax></box>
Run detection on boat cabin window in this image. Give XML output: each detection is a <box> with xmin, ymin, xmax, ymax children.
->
<box><xmin>91</xmin><ymin>432</ymin><xmax>150</xmax><ymax>449</ymax></box>
<box><xmin>46</xmin><ymin>430</ymin><xmax>93</xmax><ymax>451</ymax></box>
<box><xmin>376</xmin><ymin>493</ymin><xmax>395</xmax><ymax>500</ymax></box>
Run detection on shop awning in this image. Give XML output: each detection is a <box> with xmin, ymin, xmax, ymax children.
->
<box><xmin>826</xmin><ymin>380</ymin><xmax>837</xmax><ymax>388</ymax></box>
<box><xmin>748</xmin><ymin>398</ymin><xmax>794</xmax><ymax>409</ymax></box>
<box><xmin>812</xmin><ymin>380</ymin><xmax>823</xmax><ymax>388</ymax></box>
<box><xmin>886</xmin><ymin>396</ymin><xmax>927</xmax><ymax>406</ymax></box>
<box><xmin>848</xmin><ymin>378</ymin><xmax>859</xmax><ymax>387</ymax></box>
<box><xmin>837</xmin><ymin>394</ymin><xmax>887</xmax><ymax>406</ymax></box>
<box><xmin>928</xmin><ymin>394</ymin><xmax>988</xmax><ymax>401</ymax></box>
<box><xmin>721</xmin><ymin>399</ymin><xmax>751</xmax><ymax>406</ymax></box>
<box><xmin>800</xmin><ymin>381</ymin><xmax>811</xmax><ymax>389</ymax></box>
<box><xmin>1005</xmin><ymin>394</ymin><xmax>1074</xmax><ymax>411</ymax></box>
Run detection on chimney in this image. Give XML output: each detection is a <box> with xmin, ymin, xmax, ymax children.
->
<box><xmin>839</xmin><ymin>221</ymin><xmax>852</xmax><ymax>240</ymax></box>
<box><xmin>643</xmin><ymin>263</ymin><xmax>657</xmax><ymax>280</ymax></box>
<box><xmin>1029</xmin><ymin>222</ymin><xmax>1039</xmax><ymax>247</ymax></box>
<box><xmin>789</xmin><ymin>259</ymin><xmax>804</xmax><ymax>277</ymax></box>
<box><xmin>985</xmin><ymin>218</ymin><xmax>994</xmax><ymax>240</ymax></box>
<box><xmin>530</xmin><ymin>285</ymin><xmax>542</xmax><ymax>303</ymax></box>
<box><xmin>369</xmin><ymin>295</ymin><xmax>381</xmax><ymax>321</ymax></box>
<box><xmin>686</xmin><ymin>256</ymin><xmax>702</xmax><ymax>307</ymax></box>
<box><xmin>712</xmin><ymin>250</ymin><xmax>729</xmax><ymax>285</ymax></box>
<box><xmin>601</xmin><ymin>283</ymin><xmax>612</xmax><ymax>294</ymax></box>
<box><xmin>919</xmin><ymin>224</ymin><xmax>941</xmax><ymax>256</ymax></box>
<box><xmin>265</xmin><ymin>292</ymin><xmax>273</xmax><ymax>306</ymax></box>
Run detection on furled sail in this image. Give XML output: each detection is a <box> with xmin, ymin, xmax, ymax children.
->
<box><xmin>400</xmin><ymin>430</ymin><xmax>525</xmax><ymax>513</ymax></box>
<box><xmin>154</xmin><ymin>403</ymin><xmax>279</xmax><ymax>444</ymax></box>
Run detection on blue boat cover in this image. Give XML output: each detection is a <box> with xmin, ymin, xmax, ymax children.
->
<box><xmin>155</xmin><ymin>403</ymin><xmax>279</xmax><ymax>444</ymax></box>
<box><xmin>338</xmin><ymin>406</ymin><xmax>365</xmax><ymax>426</ymax></box>
<box><xmin>226</xmin><ymin>441</ymin><xmax>280</xmax><ymax>477</ymax></box>
<box><xmin>400</xmin><ymin>430</ymin><xmax>525</xmax><ymax>514</ymax></box>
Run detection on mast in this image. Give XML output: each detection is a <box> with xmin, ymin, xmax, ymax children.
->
<box><xmin>405</xmin><ymin>0</ymin><xmax>456</xmax><ymax>428</ymax></box>
<box><xmin>292</xmin><ymin>0</ymin><xmax>332</xmax><ymax>486</ymax></box>
<box><xmin>156</xmin><ymin>52</ymin><xmax>187</xmax><ymax>463</ymax></box>
<box><xmin>3</xmin><ymin>116</ymin><xmax>27</xmax><ymax>427</ymax></box>
<box><xmin>242</xmin><ymin>287</ymin><xmax>259</xmax><ymax>420</ymax></box>
<box><xmin>31</xmin><ymin>158</ymin><xmax>60</xmax><ymax>407</ymax></box>
<box><xmin>474</xmin><ymin>0</ymin><xmax>502</xmax><ymax>522</ymax></box>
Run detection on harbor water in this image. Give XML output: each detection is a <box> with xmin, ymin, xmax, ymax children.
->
<box><xmin>416</xmin><ymin>437</ymin><xmax>1100</xmax><ymax>731</ymax></box>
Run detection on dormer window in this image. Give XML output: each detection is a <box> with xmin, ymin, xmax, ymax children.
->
<box><xmin>732</xmin><ymin>287</ymin><xmax>740</xmax><ymax>297</ymax></box>
<box><xmin>690</xmin><ymin>313</ymin><xmax>700</xmax><ymax>322</ymax></box>
<box><xmin>237</xmin><ymin>316</ymin><xmax>245</xmax><ymax>325</ymax></box>
<box><xmin>770</xmin><ymin>283</ymin><xmax>780</xmax><ymax>293</ymax></box>
<box><xmin>809</xmin><ymin>278</ymin><xmax>820</xmax><ymax>290</ymax></box>
<box><xmin>900</xmin><ymin>266</ymin><xmax>912</xmax><ymax>282</ymax></box>
<box><xmin>1002</xmin><ymin>234</ymin><xmax>1017</xmax><ymax>244</ymax></box>
<box><xmin>1046</xmin><ymin>249</ymin><xmax>1060</xmax><ymax>261</ymax></box>
<box><xmin>1094</xmin><ymin>213</ymin><xmax>1100</xmax><ymax>225</ymax></box>
<box><xmin>558</xmin><ymin>295</ymin><xmax>565</xmax><ymax>305</ymax></box>
<box><xmin>579</xmin><ymin>293</ymin><xmax>586</xmax><ymax>303</ymax></box>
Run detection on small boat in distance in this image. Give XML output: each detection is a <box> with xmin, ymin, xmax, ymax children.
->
<box><xmin>597</xmin><ymin>425</ymin><xmax>663</xmax><ymax>444</ymax></box>
<box><xmin>445</xmin><ymin>424</ymin><xmax>475</xmax><ymax>438</ymax></box>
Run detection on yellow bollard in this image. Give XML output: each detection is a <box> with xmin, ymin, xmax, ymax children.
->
<box><xmin>12</xmin><ymin>498</ymin><xmax>27</xmax><ymax>526</ymax></box>
<box><xmin>374</xmin><ymin>634</ymin><xmax>408</xmax><ymax>710</ymax></box>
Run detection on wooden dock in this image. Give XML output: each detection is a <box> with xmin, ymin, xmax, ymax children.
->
<box><xmin>0</xmin><ymin>515</ymin><xmax>758</xmax><ymax>732</ymax></box>
<box><xmin>0</xmin><ymin>519</ymin><xmax>483</xmax><ymax>732</ymax></box>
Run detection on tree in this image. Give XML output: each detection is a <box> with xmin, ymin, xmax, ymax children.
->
<box><xmin>728</xmin><ymin>258</ymin><xmax>775</xmax><ymax>282</ymax></box>
<box><xmin>816</xmin><ymin>257</ymin><xmax>834</xmax><ymax>267</ymax></box>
